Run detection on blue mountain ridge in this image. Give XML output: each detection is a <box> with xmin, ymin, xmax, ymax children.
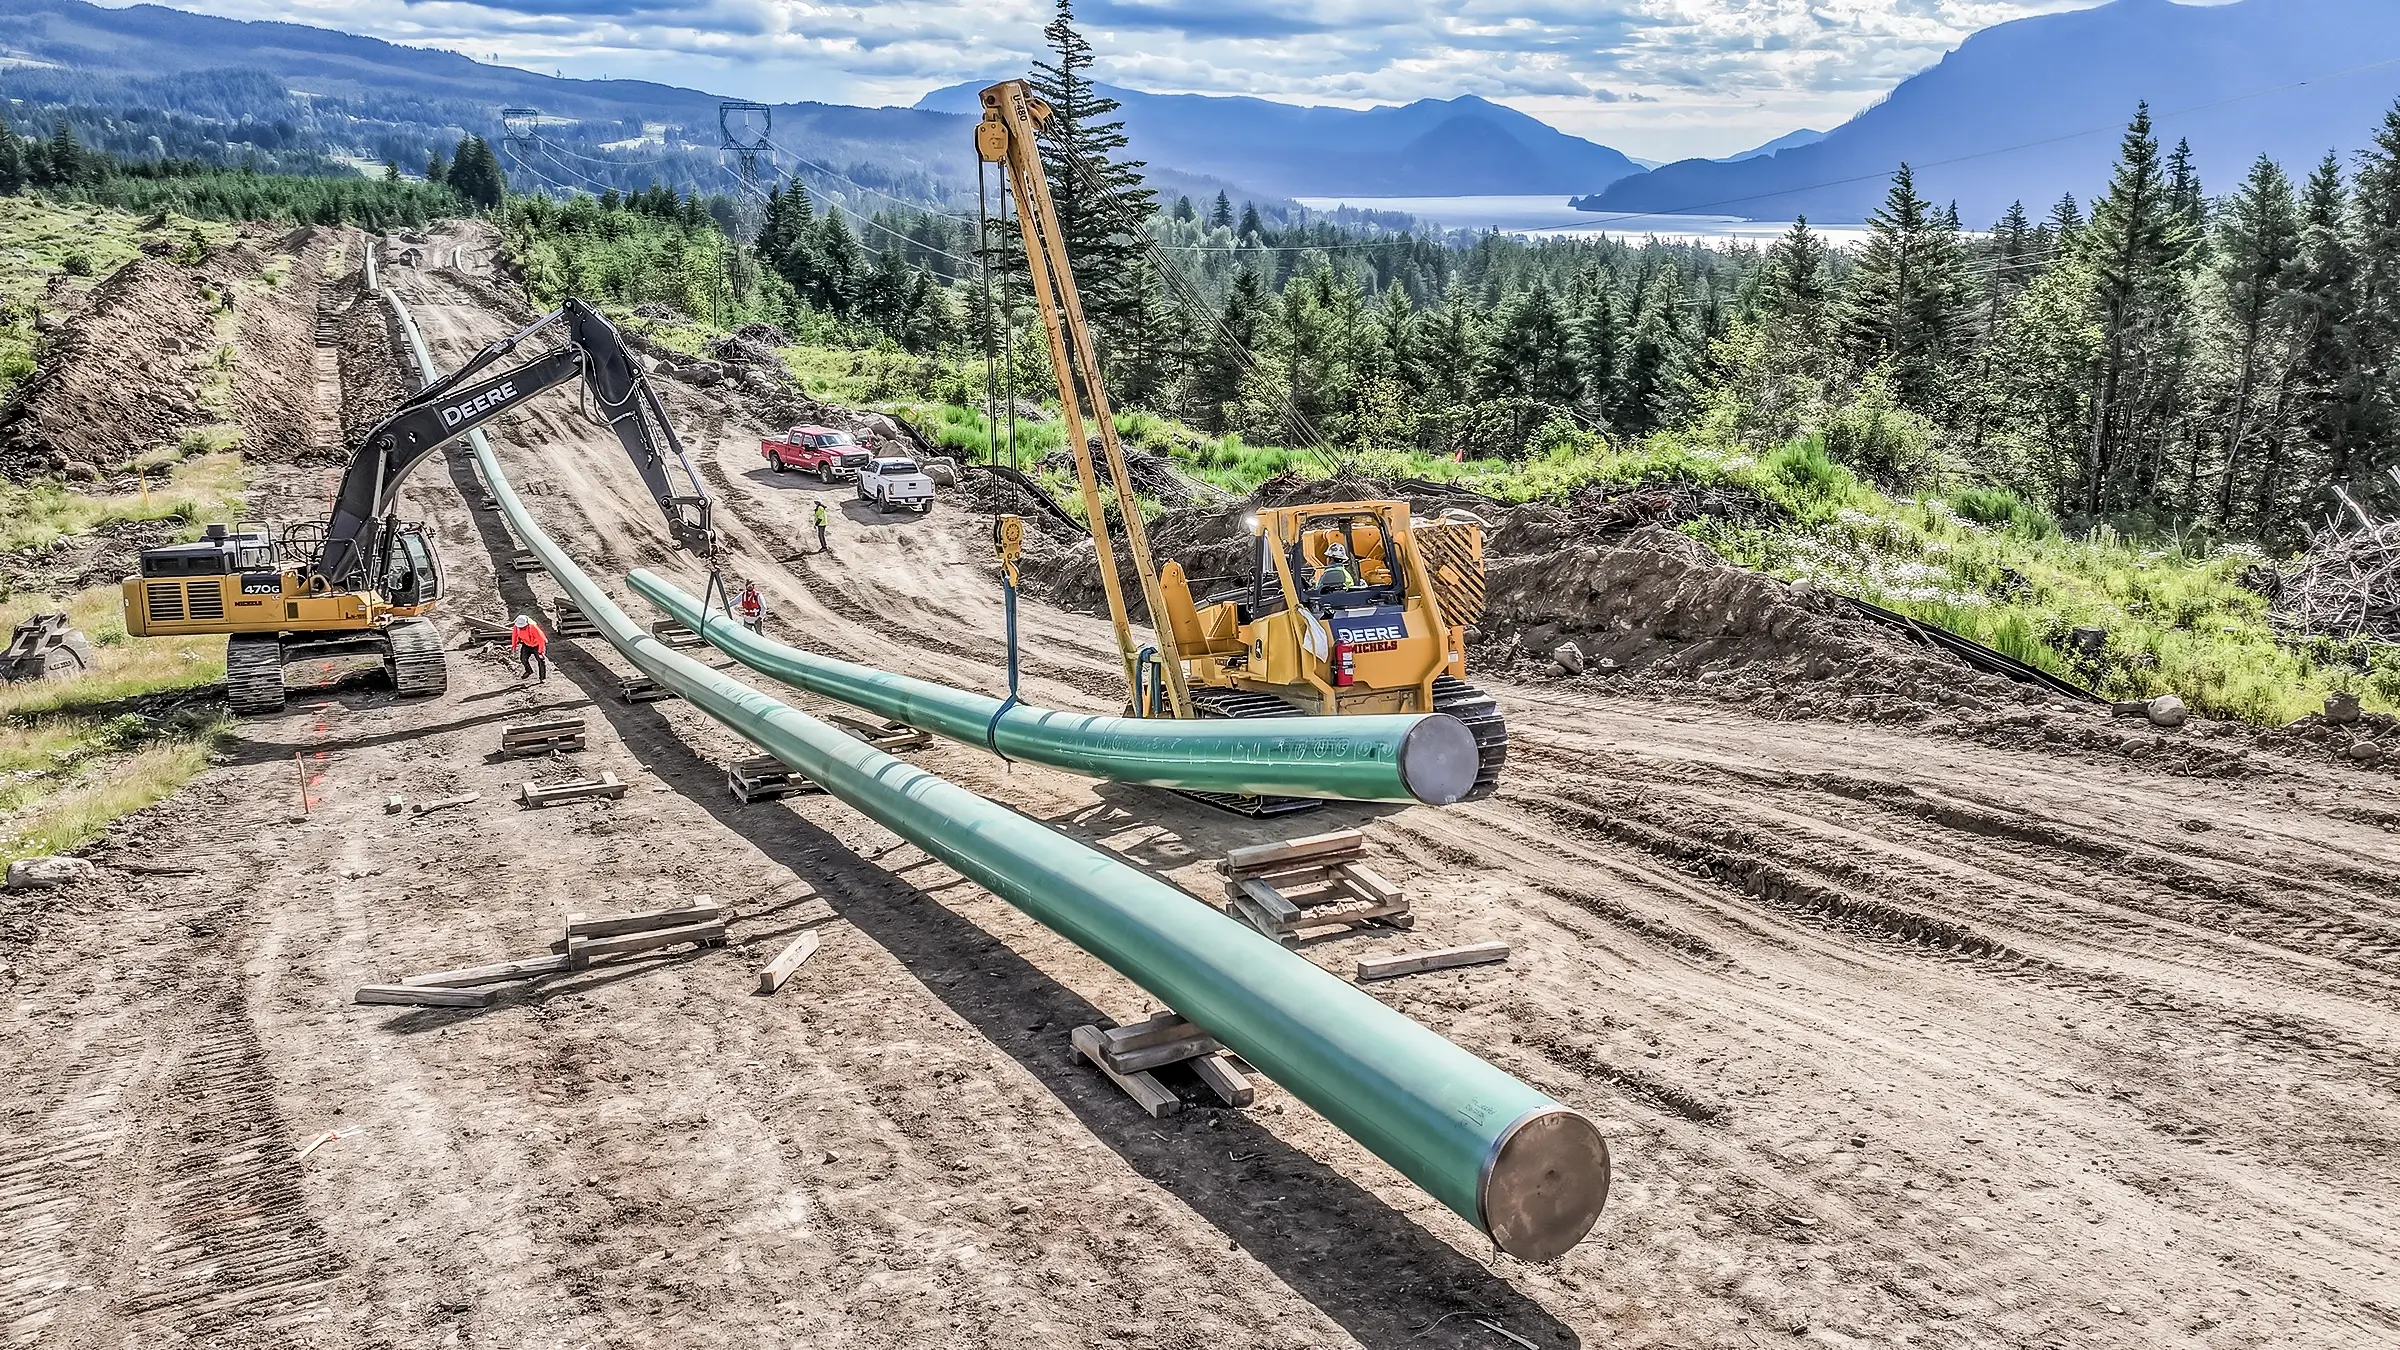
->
<box><xmin>915</xmin><ymin>81</ymin><xmax>1645</xmax><ymax>198</ymax></box>
<box><xmin>1584</xmin><ymin>0</ymin><xmax>2400</xmax><ymax>225</ymax></box>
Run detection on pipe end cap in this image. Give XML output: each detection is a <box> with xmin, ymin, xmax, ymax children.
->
<box><xmin>1481</xmin><ymin>1106</ymin><xmax>1611</xmax><ymax>1262</ymax></box>
<box><xmin>1398</xmin><ymin>713</ymin><xmax>1481</xmax><ymax>806</ymax></box>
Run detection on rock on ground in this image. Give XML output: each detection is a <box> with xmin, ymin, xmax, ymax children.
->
<box><xmin>6</xmin><ymin>856</ymin><xmax>97</xmax><ymax>890</ymax></box>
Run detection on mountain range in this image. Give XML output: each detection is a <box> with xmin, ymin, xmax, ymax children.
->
<box><xmin>5</xmin><ymin>0</ymin><xmax>2399</xmax><ymax>226</ymax></box>
<box><xmin>915</xmin><ymin>81</ymin><xmax>1644</xmax><ymax>198</ymax></box>
<box><xmin>1584</xmin><ymin>0</ymin><xmax>2400</xmax><ymax>225</ymax></box>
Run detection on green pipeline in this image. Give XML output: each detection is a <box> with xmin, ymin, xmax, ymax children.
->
<box><xmin>627</xmin><ymin>570</ymin><xmax>1479</xmax><ymax>805</ymax></box>
<box><xmin>381</xmin><ymin>290</ymin><xmax>1607</xmax><ymax>1260</ymax></box>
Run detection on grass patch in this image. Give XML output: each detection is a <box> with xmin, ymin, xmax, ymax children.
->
<box><xmin>1</xmin><ymin>735</ymin><xmax>221</xmax><ymax>866</ymax></box>
<box><xmin>0</xmin><ymin>584</ymin><xmax>230</xmax><ymax>865</ymax></box>
<box><xmin>0</xmin><ymin>452</ymin><xmax>246</xmax><ymax>558</ymax></box>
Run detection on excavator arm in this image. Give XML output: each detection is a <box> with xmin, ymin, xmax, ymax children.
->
<box><xmin>312</xmin><ymin>297</ymin><xmax>714</xmax><ymax>591</ymax></box>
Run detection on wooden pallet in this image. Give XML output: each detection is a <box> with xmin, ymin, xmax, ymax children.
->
<box><xmin>727</xmin><ymin>753</ymin><xmax>818</xmax><ymax>803</ymax></box>
<box><xmin>517</xmin><ymin>771</ymin><xmax>627</xmax><ymax>808</ymax></box>
<box><xmin>1218</xmin><ymin>829</ymin><xmax>1411</xmax><ymax>945</ymax></box>
<box><xmin>828</xmin><ymin>712</ymin><xmax>930</xmax><ymax>752</ymax></box>
<box><xmin>500</xmin><ymin>715</ymin><xmax>587</xmax><ymax>758</ymax></box>
<box><xmin>618</xmin><ymin>675</ymin><xmax>678</xmax><ymax>704</ymax></box>
<box><xmin>461</xmin><ymin>614</ymin><xmax>513</xmax><ymax>645</ymax></box>
<box><xmin>552</xmin><ymin>598</ymin><xmax>600</xmax><ymax>639</ymax></box>
<box><xmin>650</xmin><ymin>618</ymin><xmax>708</xmax><ymax>650</ymax></box>
<box><xmin>512</xmin><ymin>549</ymin><xmax>543</xmax><ymax>572</ymax></box>
<box><xmin>1070</xmin><ymin>1011</ymin><xmax>1253</xmax><ymax>1118</ymax></box>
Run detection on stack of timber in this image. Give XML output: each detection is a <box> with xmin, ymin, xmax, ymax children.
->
<box><xmin>552</xmin><ymin>597</ymin><xmax>601</xmax><ymax>639</ymax></box>
<box><xmin>619</xmin><ymin>675</ymin><xmax>678</xmax><ymax>704</ymax></box>
<box><xmin>1218</xmin><ymin>830</ymin><xmax>1412</xmax><ymax>945</ymax></box>
<box><xmin>548</xmin><ymin>897</ymin><xmax>727</xmax><ymax>967</ymax></box>
<box><xmin>1070</xmin><ymin>1010</ymin><xmax>1254</xmax><ymax>1118</ymax></box>
<box><xmin>461</xmin><ymin>614</ymin><xmax>512</xmax><ymax>644</ymax></box>
<box><xmin>354</xmin><ymin>898</ymin><xmax>725</xmax><ymax>1007</ymax></box>
<box><xmin>651</xmin><ymin>618</ymin><xmax>707</xmax><ymax>650</ymax></box>
<box><xmin>517</xmin><ymin>770</ymin><xmax>627</xmax><ymax>808</ymax></box>
<box><xmin>499</xmin><ymin>714</ymin><xmax>587</xmax><ymax>758</ymax></box>
<box><xmin>728</xmin><ymin>752</ymin><xmax>818</xmax><ymax>803</ymax></box>
<box><xmin>512</xmin><ymin>547</ymin><xmax>543</xmax><ymax>573</ymax></box>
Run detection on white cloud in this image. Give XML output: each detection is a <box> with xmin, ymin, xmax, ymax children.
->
<box><xmin>95</xmin><ymin>0</ymin><xmax>2119</xmax><ymax>157</ymax></box>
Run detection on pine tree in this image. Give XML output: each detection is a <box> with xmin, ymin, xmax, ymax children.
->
<box><xmin>1192</xmin><ymin>266</ymin><xmax>1264</xmax><ymax>431</ymax></box>
<box><xmin>1028</xmin><ymin>0</ymin><xmax>1157</xmax><ymax>366</ymax></box>
<box><xmin>1760</xmin><ymin>216</ymin><xmax>1832</xmax><ymax>343</ymax></box>
<box><xmin>810</xmin><ymin>213</ymin><xmax>865</xmax><ymax>316</ymax></box>
<box><xmin>0</xmin><ymin>115</ymin><xmax>21</xmax><ymax>195</ymax></box>
<box><xmin>1478</xmin><ymin>279</ymin><xmax>1578</xmax><ymax>447</ymax></box>
<box><xmin>2077</xmin><ymin>104</ymin><xmax>2203</xmax><ymax>516</ymax></box>
<box><xmin>1839</xmin><ymin>164</ymin><xmax>1973</xmax><ymax>416</ymax></box>
<box><xmin>2350</xmin><ymin>98</ymin><xmax>2400</xmax><ymax>505</ymax></box>
<box><xmin>2042</xmin><ymin>193</ymin><xmax>2084</xmax><ymax>260</ymax></box>
<box><xmin>1615</xmin><ymin>269</ymin><xmax>1687</xmax><ymax>435</ymax></box>
<box><xmin>426</xmin><ymin>149</ymin><xmax>447</xmax><ymax>187</ymax></box>
<box><xmin>2209</xmin><ymin>155</ymin><xmax>2303</xmax><ymax>527</ymax></box>
<box><xmin>1172</xmin><ymin>195</ymin><xmax>1195</xmax><ymax>222</ymax></box>
<box><xmin>2279</xmin><ymin>154</ymin><xmax>2361</xmax><ymax>531</ymax></box>
<box><xmin>1209</xmin><ymin>190</ymin><xmax>1233</xmax><ymax>230</ymax></box>
<box><xmin>1238</xmin><ymin>202</ymin><xmax>1264</xmax><ymax>240</ymax></box>
<box><xmin>1572</xmin><ymin>284</ymin><xmax>1624</xmax><ymax>424</ymax></box>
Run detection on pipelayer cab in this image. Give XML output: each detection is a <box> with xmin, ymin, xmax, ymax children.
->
<box><xmin>976</xmin><ymin>79</ymin><xmax>1509</xmax><ymax>809</ymax></box>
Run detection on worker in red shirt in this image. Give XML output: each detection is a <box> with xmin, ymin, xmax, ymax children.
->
<box><xmin>736</xmin><ymin>582</ymin><xmax>766</xmax><ymax>634</ymax></box>
<box><xmin>511</xmin><ymin>612</ymin><xmax>548</xmax><ymax>682</ymax></box>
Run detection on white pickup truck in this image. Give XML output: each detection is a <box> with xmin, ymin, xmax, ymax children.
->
<box><xmin>856</xmin><ymin>456</ymin><xmax>936</xmax><ymax>515</ymax></box>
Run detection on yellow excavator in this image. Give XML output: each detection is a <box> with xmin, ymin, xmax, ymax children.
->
<box><xmin>122</xmin><ymin>299</ymin><xmax>715</xmax><ymax>713</ymax></box>
<box><xmin>977</xmin><ymin>80</ymin><xmax>1506</xmax><ymax>805</ymax></box>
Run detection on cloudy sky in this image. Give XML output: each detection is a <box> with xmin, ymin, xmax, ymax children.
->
<box><xmin>115</xmin><ymin>0</ymin><xmax>2150</xmax><ymax>159</ymax></box>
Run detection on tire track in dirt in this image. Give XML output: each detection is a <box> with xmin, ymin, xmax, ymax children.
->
<box><xmin>1521</xmin><ymin>785</ymin><xmax>2400</xmax><ymax>1100</ymax></box>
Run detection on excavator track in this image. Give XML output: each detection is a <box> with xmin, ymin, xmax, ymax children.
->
<box><xmin>224</xmin><ymin>635</ymin><xmax>287</xmax><ymax>716</ymax></box>
<box><xmin>1431</xmin><ymin>674</ymin><xmax>1507</xmax><ymax>800</ymax></box>
<box><xmin>1179</xmin><ymin>687</ymin><xmax>1325</xmax><ymax>817</ymax></box>
<box><xmin>385</xmin><ymin>618</ymin><xmax>448</xmax><ymax>699</ymax></box>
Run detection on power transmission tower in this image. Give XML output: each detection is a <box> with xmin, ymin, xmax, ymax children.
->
<box><xmin>499</xmin><ymin>107</ymin><xmax>542</xmax><ymax>185</ymax></box>
<box><xmin>718</xmin><ymin>100</ymin><xmax>772</xmax><ymax>242</ymax></box>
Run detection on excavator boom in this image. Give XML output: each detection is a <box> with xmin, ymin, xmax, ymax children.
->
<box><xmin>316</xmin><ymin>297</ymin><xmax>713</xmax><ymax>592</ymax></box>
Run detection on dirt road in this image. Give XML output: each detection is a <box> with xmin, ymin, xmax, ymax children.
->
<box><xmin>5</xmin><ymin>228</ymin><xmax>2398</xmax><ymax>1350</ymax></box>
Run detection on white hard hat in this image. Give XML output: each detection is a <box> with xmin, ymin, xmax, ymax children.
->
<box><xmin>515</xmin><ymin>613</ymin><xmax>530</xmax><ymax>626</ymax></box>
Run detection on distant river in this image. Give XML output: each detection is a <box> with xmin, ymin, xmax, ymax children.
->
<box><xmin>1292</xmin><ymin>194</ymin><xmax>1875</xmax><ymax>247</ymax></box>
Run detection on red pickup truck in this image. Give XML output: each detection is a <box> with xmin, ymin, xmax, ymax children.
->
<box><xmin>762</xmin><ymin>425</ymin><xmax>872</xmax><ymax>482</ymax></box>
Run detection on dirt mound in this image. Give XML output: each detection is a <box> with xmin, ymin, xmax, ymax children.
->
<box><xmin>0</xmin><ymin>228</ymin><xmax>335</xmax><ymax>479</ymax></box>
<box><xmin>2258</xmin><ymin>710</ymin><xmax>2399</xmax><ymax>776</ymax></box>
<box><xmin>0</xmin><ymin>254</ymin><xmax>219</xmax><ymax>478</ymax></box>
<box><xmin>226</xmin><ymin>234</ymin><xmax>334</xmax><ymax>465</ymax></box>
<box><xmin>338</xmin><ymin>273</ymin><xmax>409</xmax><ymax>447</ymax></box>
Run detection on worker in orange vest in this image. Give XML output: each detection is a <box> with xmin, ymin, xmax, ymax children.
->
<box><xmin>736</xmin><ymin>582</ymin><xmax>766</xmax><ymax>634</ymax></box>
<box><xmin>511</xmin><ymin>612</ymin><xmax>548</xmax><ymax>682</ymax></box>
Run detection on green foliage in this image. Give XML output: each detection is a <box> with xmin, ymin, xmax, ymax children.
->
<box><xmin>1950</xmin><ymin>486</ymin><xmax>2058</xmax><ymax>538</ymax></box>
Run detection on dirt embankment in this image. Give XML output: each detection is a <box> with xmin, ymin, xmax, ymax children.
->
<box><xmin>0</xmin><ymin>225</ymin><xmax>343</xmax><ymax>481</ymax></box>
<box><xmin>1012</xmin><ymin>473</ymin><xmax>2308</xmax><ymax>777</ymax></box>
